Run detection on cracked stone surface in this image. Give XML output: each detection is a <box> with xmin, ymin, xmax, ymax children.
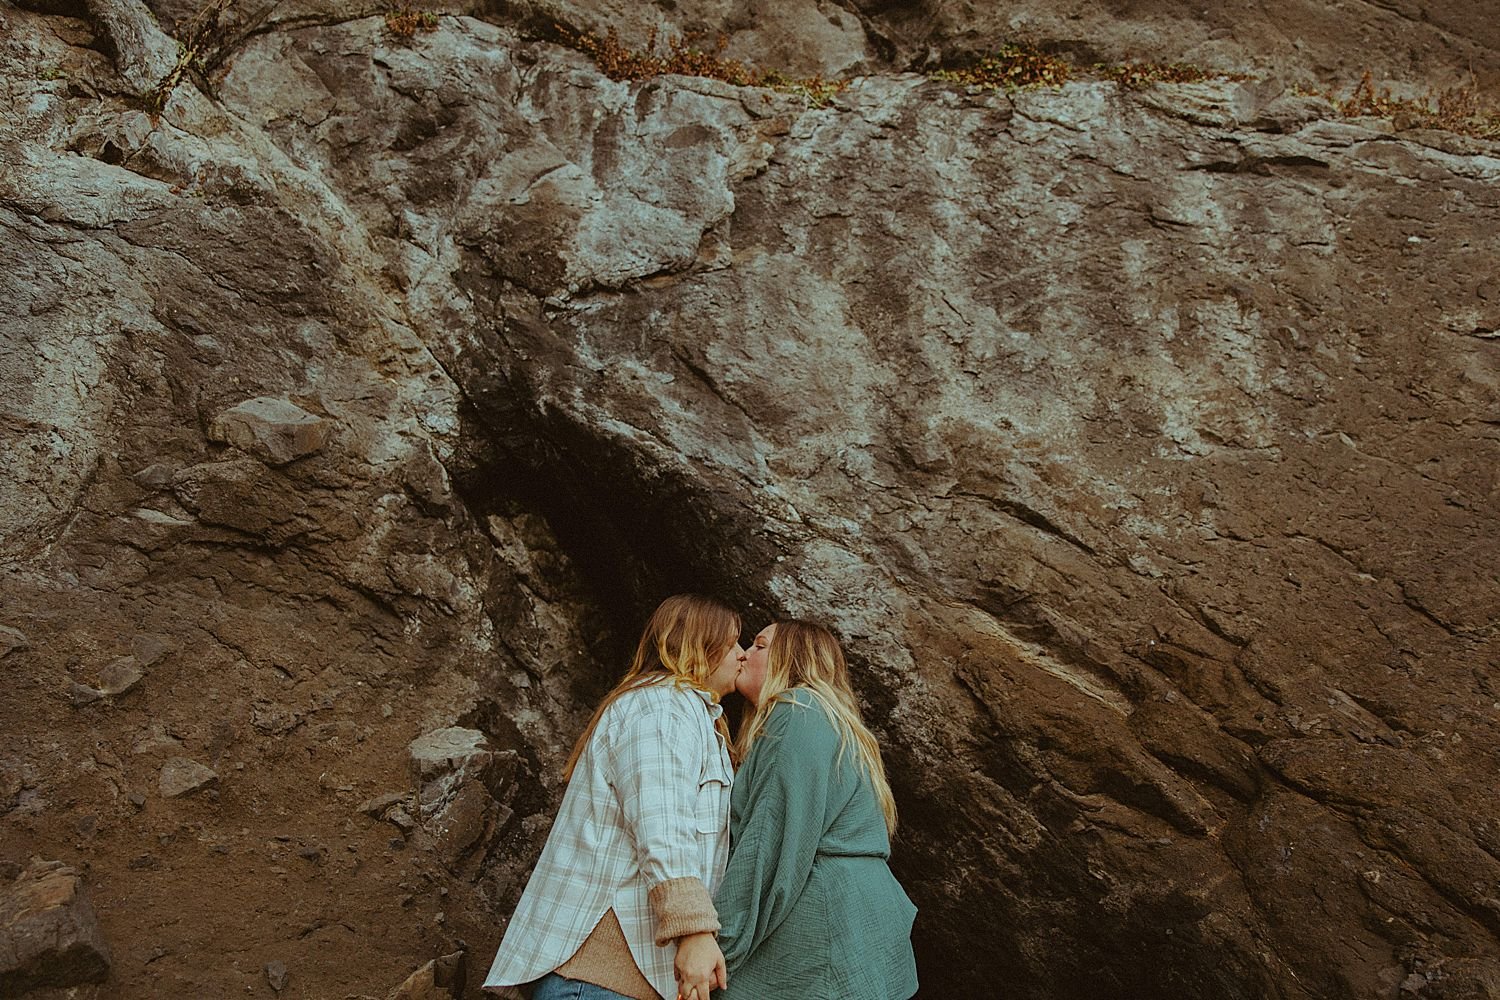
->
<box><xmin>2</xmin><ymin>4</ymin><xmax>1499</xmax><ymax>999</ymax></box>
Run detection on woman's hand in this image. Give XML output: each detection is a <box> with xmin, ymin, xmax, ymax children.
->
<box><xmin>674</xmin><ymin>931</ymin><xmax>727</xmax><ymax>999</ymax></box>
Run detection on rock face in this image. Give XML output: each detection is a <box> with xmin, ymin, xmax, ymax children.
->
<box><xmin>1</xmin><ymin>6</ymin><xmax>604</xmax><ymax>996</ymax></box>
<box><xmin>0</xmin><ymin>861</ymin><xmax>111</xmax><ymax>994</ymax></box>
<box><xmin>844</xmin><ymin>0</ymin><xmax>1500</xmax><ymax>91</ymax></box>
<box><xmin>129</xmin><ymin>0</ymin><xmax>1500</xmax><ymax>91</ymax></box>
<box><xmin>2</xmin><ymin>3</ymin><xmax>1499</xmax><ymax>999</ymax></box>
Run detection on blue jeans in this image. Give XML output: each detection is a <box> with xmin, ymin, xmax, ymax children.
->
<box><xmin>531</xmin><ymin>972</ymin><xmax>639</xmax><ymax>1000</ymax></box>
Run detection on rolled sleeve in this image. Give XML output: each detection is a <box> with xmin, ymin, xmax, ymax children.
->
<box><xmin>649</xmin><ymin>876</ymin><xmax>720</xmax><ymax>944</ymax></box>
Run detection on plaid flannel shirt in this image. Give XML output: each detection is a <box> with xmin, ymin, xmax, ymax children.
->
<box><xmin>484</xmin><ymin>681</ymin><xmax>733</xmax><ymax>999</ymax></box>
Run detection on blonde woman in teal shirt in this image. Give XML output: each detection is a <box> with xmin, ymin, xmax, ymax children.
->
<box><xmin>710</xmin><ymin>620</ymin><xmax>919</xmax><ymax>1000</ymax></box>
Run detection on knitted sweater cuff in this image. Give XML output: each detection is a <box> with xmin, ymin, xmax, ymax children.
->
<box><xmin>649</xmin><ymin>876</ymin><xmax>721</xmax><ymax>945</ymax></box>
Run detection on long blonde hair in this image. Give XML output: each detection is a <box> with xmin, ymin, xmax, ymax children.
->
<box><xmin>735</xmin><ymin>620</ymin><xmax>898</xmax><ymax>835</ymax></box>
<box><xmin>563</xmin><ymin>594</ymin><xmax>740</xmax><ymax>781</ymax></box>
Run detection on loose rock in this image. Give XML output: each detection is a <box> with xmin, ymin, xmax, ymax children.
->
<box><xmin>96</xmin><ymin>656</ymin><xmax>144</xmax><ymax>696</ymax></box>
<box><xmin>0</xmin><ymin>627</ymin><xmax>29</xmax><ymax>659</ymax></box>
<box><xmin>358</xmin><ymin>791</ymin><xmax>406</xmax><ymax>818</ymax></box>
<box><xmin>69</xmin><ymin>682</ymin><xmax>103</xmax><ymax>707</ymax></box>
<box><xmin>386</xmin><ymin>806</ymin><xmax>417</xmax><ymax>834</ymax></box>
<box><xmin>251</xmin><ymin>701</ymin><xmax>300</xmax><ymax>736</ymax></box>
<box><xmin>265</xmin><ymin>958</ymin><xmax>288</xmax><ymax>992</ymax></box>
<box><xmin>131</xmin><ymin>463</ymin><xmax>176</xmax><ymax>489</ymax></box>
<box><xmin>408</xmin><ymin>728</ymin><xmax>490</xmax><ymax>784</ymax></box>
<box><xmin>407</xmin><ymin>728</ymin><xmax>510</xmax><ymax>864</ymax></box>
<box><xmin>387</xmin><ymin>949</ymin><xmax>466</xmax><ymax>999</ymax></box>
<box><xmin>158</xmin><ymin>757</ymin><xmax>218</xmax><ymax>798</ymax></box>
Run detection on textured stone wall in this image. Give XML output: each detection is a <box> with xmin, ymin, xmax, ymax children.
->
<box><xmin>2</xmin><ymin>1</ymin><xmax>1499</xmax><ymax>997</ymax></box>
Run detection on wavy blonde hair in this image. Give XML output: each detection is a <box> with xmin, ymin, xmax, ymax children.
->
<box><xmin>735</xmin><ymin>619</ymin><xmax>898</xmax><ymax>835</ymax></box>
<box><xmin>564</xmin><ymin>594</ymin><xmax>740</xmax><ymax>781</ymax></box>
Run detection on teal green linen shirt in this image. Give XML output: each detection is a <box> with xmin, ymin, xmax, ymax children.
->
<box><xmin>714</xmin><ymin>689</ymin><xmax>919</xmax><ymax>999</ymax></box>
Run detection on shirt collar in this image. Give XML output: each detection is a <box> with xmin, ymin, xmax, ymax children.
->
<box><xmin>685</xmin><ymin>685</ymin><xmax>725</xmax><ymax>720</ymax></box>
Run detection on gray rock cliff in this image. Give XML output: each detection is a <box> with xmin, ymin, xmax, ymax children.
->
<box><xmin>2</xmin><ymin>2</ymin><xmax>1498</xmax><ymax>997</ymax></box>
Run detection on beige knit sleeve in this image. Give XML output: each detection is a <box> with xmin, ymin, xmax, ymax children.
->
<box><xmin>648</xmin><ymin>876</ymin><xmax>721</xmax><ymax>945</ymax></box>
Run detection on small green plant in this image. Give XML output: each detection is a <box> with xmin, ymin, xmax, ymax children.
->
<box><xmin>36</xmin><ymin>65</ymin><xmax>65</xmax><ymax>81</ymax></box>
<box><xmin>931</xmin><ymin>43</ymin><xmax>1071</xmax><ymax>91</ymax></box>
<box><xmin>384</xmin><ymin>7</ymin><xmax>439</xmax><ymax>42</ymax></box>
<box><xmin>929</xmin><ymin>47</ymin><xmax>1252</xmax><ymax>94</ymax></box>
<box><xmin>148</xmin><ymin>42</ymin><xmax>197</xmax><ymax>111</ymax></box>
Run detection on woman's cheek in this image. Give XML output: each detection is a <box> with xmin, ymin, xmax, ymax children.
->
<box><xmin>737</xmin><ymin>665</ymin><xmax>762</xmax><ymax>702</ymax></box>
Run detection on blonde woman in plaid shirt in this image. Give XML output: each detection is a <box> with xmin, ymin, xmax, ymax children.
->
<box><xmin>484</xmin><ymin>594</ymin><xmax>743</xmax><ymax>1000</ymax></box>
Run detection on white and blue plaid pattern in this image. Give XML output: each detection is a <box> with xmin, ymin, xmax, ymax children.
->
<box><xmin>484</xmin><ymin>682</ymin><xmax>733</xmax><ymax>999</ymax></box>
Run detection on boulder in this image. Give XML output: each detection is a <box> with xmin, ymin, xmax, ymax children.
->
<box><xmin>0</xmin><ymin>861</ymin><xmax>111</xmax><ymax>993</ymax></box>
<box><xmin>408</xmin><ymin>729</ymin><xmax>515</xmax><ymax>865</ymax></box>
<box><xmin>407</xmin><ymin>727</ymin><xmax>490</xmax><ymax>785</ymax></box>
<box><xmin>207</xmin><ymin>397</ymin><xmax>330</xmax><ymax>466</ymax></box>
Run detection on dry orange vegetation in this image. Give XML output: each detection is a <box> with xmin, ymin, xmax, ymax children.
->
<box><xmin>1324</xmin><ymin>70</ymin><xmax>1500</xmax><ymax>139</ymax></box>
<box><xmin>558</xmin><ymin>26</ymin><xmax>848</xmax><ymax>107</ymax></box>
<box><xmin>384</xmin><ymin>7</ymin><xmax>440</xmax><ymax>42</ymax></box>
<box><xmin>553</xmin><ymin>27</ymin><xmax>1499</xmax><ymax>139</ymax></box>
